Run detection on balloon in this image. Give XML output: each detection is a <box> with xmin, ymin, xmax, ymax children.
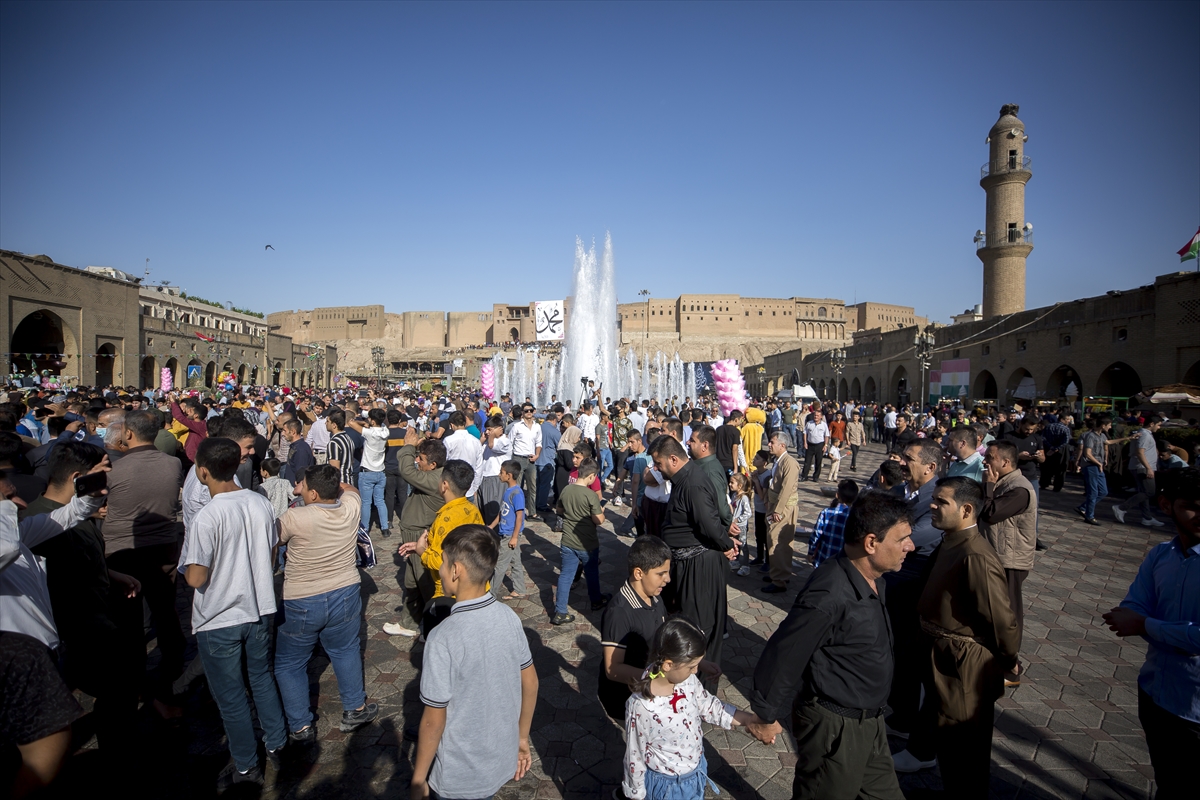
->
<box><xmin>480</xmin><ymin>363</ymin><xmax>496</xmax><ymax>400</ymax></box>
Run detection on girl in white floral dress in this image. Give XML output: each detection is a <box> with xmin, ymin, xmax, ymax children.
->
<box><xmin>622</xmin><ymin>618</ymin><xmax>760</xmax><ymax>800</ymax></box>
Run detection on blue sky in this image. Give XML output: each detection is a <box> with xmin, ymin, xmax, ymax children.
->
<box><xmin>2</xmin><ymin>1</ymin><xmax>1197</xmax><ymax>323</ymax></box>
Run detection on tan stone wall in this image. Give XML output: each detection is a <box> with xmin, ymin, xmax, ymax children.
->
<box><xmin>267</xmin><ymin>310</ymin><xmax>311</xmax><ymax>339</ymax></box>
<box><xmin>2</xmin><ymin>251</ymin><xmax>142</xmax><ymax>387</ymax></box>
<box><xmin>447</xmin><ymin>311</ymin><xmax>493</xmax><ymax>348</ymax></box>
<box><xmin>309</xmin><ymin>305</ymin><xmax>386</xmax><ymax>340</ymax></box>
<box><xmin>847</xmin><ymin>302</ymin><xmax>926</xmax><ymax>332</ymax></box>
<box><xmin>403</xmin><ymin>312</ymin><xmax>446</xmax><ymax>348</ymax></box>
<box><xmin>803</xmin><ymin>271</ymin><xmax>1200</xmax><ymax>407</ymax></box>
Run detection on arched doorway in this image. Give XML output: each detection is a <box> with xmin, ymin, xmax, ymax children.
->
<box><xmin>508</xmin><ymin>327</ymin><xmax>520</xmax><ymax>343</ymax></box>
<box><xmin>892</xmin><ymin>366</ymin><xmax>910</xmax><ymax>406</ymax></box>
<box><xmin>864</xmin><ymin>376</ymin><xmax>877</xmax><ymax>402</ymax></box>
<box><xmin>140</xmin><ymin>356</ymin><xmax>157</xmax><ymax>390</ymax></box>
<box><xmin>1045</xmin><ymin>364</ymin><xmax>1082</xmax><ymax>401</ymax></box>
<box><xmin>1095</xmin><ymin>362</ymin><xmax>1142</xmax><ymax>398</ymax></box>
<box><xmin>205</xmin><ymin>362</ymin><xmax>216</xmax><ymax>388</ymax></box>
<box><xmin>838</xmin><ymin>379</ymin><xmax>849</xmax><ymax>401</ymax></box>
<box><xmin>818</xmin><ymin>379</ymin><xmax>827</xmax><ymax>397</ymax></box>
<box><xmin>250</xmin><ymin>366</ymin><xmax>259</xmax><ymax>385</ymax></box>
<box><xmin>237</xmin><ymin>365</ymin><xmax>247</xmax><ymax>384</ymax></box>
<box><xmin>10</xmin><ymin>309</ymin><xmax>76</xmax><ymax>379</ymax></box>
<box><xmin>973</xmin><ymin>370</ymin><xmax>998</xmax><ymax>400</ymax></box>
<box><xmin>1006</xmin><ymin>368</ymin><xmax>1036</xmax><ymax>404</ymax></box>
<box><xmin>165</xmin><ymin>357</ymin><xmax>179</xmax><ymax>389</ymax></box>
<box><xmin>851</xmin><ymin>377</ymin><xmax>861</xmax><ymax>400</ymax></box>
<box><xmin>96</xmin><ymin>343</ymin><xmax>116</xmax><ymax>387</ymax></box>
<box><xmin>1184</xmin><ymin>360</ymin><xmax>1200</xmax><ymax>386</ymax></box>
<box><xmin>272</xmin><ymin>362</ymin><xmax>282</xmax><ymax>385</ymax></box>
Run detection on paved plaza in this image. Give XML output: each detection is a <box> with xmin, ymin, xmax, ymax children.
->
<box><xmin>59</xmin><ymin>441</ymin><xmax>1169</xmax><ymax>800</ymax></box>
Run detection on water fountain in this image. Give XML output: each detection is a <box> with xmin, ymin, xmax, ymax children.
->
<box><xmin>484</xmin><ymin>233</ymin><xmax>737</xmax><ymax>411</ymax></box>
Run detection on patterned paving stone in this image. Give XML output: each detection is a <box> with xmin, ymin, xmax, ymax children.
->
<box><xmin>56</xmin><ymin>441</ymin><xmax>1174</xmax><ymax>799</ymax></box>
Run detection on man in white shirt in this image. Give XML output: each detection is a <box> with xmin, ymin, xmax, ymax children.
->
<box><xmin>347</xmin><ymin>408</ymin><xmax>391</xmax><ymax>536</ymax></box>
<box><xmin>508</xmin><ymin>404</ymin><xmax>543</xmax><ymax>519</ymax></box>
<box><xmin>628</xmin><ymin>402</ymin><xmax>649</xmax><ymax>436</ymax></box>
<box><xmin>305</xmin><ymin>399</ymin><xmax>331</xmax><ymax>464</ymax></box>
<box><xmin>883</xmin><ymin>406</ymin><xmax>899</xmax><ymax>450</ymax></box>
<box><xmin>801</xmin><ymin>410</ymin><xmax>830</xmax><ymax>482</ymax></box>
<box><xmin>443</xmin><ymin>411</ymin><xmax>484</xmax><ymax>500</ymax></box>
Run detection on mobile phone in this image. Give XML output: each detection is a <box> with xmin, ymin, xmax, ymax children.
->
<box><xmin>74</xmin><ymin>471</ymin><xmax>108</xmax><ymax>497</ymax></box>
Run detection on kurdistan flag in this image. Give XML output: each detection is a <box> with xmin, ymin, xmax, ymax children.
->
<box><xmin>1179</xmin><ymin>226</ymin><xmax>1200</xmax><ymax>262</ymax></box>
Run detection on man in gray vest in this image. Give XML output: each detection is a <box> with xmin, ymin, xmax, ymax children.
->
<box><xmin>980</xmin><ymin>439</ymin><xmax>1038</xmax><ymax>687</ymax></box>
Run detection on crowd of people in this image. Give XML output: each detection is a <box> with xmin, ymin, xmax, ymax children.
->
<box><xmin>0</xmin><ymin>379</ymin><xmax>1196</xmax><ymax>800</ymax></box>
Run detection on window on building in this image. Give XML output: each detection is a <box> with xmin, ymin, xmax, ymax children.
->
<box><xmin>1115</xmin><ymin>328</ymin><xmax>1128</xmax><ymax>342</ymax></box>
<box><xmin>982</xmin><ymin>344</ymin><xmax>989</xmax><ymax>355</ymax></box>
<box><xmin>1017</xmin><ymin>340</ymin><xmax>1027</xmax><ymax>351</ymax></box>
<box><xmin>1060</xmin><ymin>334</ymin><xmax>1072</xmax><ymax>347</ymax></box>
<box><xmin>1008</xmin><ymin>222</ymin><xmax>1018</xmax><ymax>242</ymax></box>
<box><xmin>758</xmin><ymin>311</ymin><xmax>762</xmax><ymax>316</ymax></box>
<box><xmin>146</xmin><ymin>337</ymin><xmax>154</xmax><ymax>347</ymax></box>
<box><xmin>1008</xmin><ymin>149</ymin><xmax>1017</xmax><ymax>170</ymax></box>
<box><xmin>818</xmin><ymin>307</ymin><xmax>827</xmax><ymax>318</ymax></box>
<box><xmin>772</xmin><ymin>311</ymin><xmax>776</xmax><ymax>316</ymax></box>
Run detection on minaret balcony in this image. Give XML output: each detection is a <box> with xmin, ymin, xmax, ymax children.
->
<box><xmin>981</xmin><ymin>156</ymin><xmax>1031</xmax><ymax>179</ymax></box>
<box><xmin>976</xmin><ymin>230</ymin><xmax>1033</xmax><ymax>250</ymax></box>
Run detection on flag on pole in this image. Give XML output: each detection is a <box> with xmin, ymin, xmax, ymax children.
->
<box><xmin>1179</xmin><ymin>226</ymin><xmax>1200</xmax><ymax>263</ymax></box>
<box><xmin>195</xmin><ymin>332</ymin><xmax>215</xmax><ymax>342</ymax></box>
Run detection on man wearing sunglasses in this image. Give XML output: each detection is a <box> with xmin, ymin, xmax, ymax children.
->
<box><xmin>509</xmin><ymin>405</ymin><xmax>543</xmax><ymax>520</ymax></box>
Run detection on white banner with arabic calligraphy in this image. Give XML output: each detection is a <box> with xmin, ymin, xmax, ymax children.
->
<box><xmin>535</xmin><ymin>300</ymin><xmax>565</xmax><ymax>341</ymax></box>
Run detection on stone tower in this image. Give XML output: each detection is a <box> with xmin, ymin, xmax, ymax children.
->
<box><xmin>977</xmin><ymin>104</ymin><xmax>1032</xmax><ymax>318</ymax></box>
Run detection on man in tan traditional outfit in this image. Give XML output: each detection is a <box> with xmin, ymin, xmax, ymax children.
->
<box><xmin>762</xmin><ymin>431</ymin><xmax>800</xmax><ymax>594</ymax></box>
<box><xmin>979</xmin><ymin>439</ymin><xmax>1037</xmax><ymax>686</ymax></box>
<box><xmin>918</xmin><ymin>475</ymin><xmax>1020</xmax><ymax>799</ymax></box>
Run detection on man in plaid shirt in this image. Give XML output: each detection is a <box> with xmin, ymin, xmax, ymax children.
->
<box><xmin>807</xmin><ymin>480</ymin><xmax>861</xmax><ymax>569</ymax></box>
<box><xmin>1039</xmin><ymin>413</ymin><xmax>1073</xmax><ymax>493</ymax></box>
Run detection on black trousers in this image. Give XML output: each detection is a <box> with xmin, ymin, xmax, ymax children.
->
<box><xmin>105</xmin><ymin>543</ymin><xmax>186</xmax><ymax>700</ymax></box>
<box><xmin>1040</xmin><ymin>449</ymin><xmax>1068</xmax><ymax>491</ymax></box>
<box><xmin>384</xmin><ymin>468</ymin><xmax>408</xmax><ymax>528</ymax></box>
<box><xmin>1139</xmin><ymin>689</ymin><xmax>1200</xmax><ymax>800</ymax></box>
<box><xmin>934</xmin><ymin>713</ymin><xmax>994</xmax><ymax>799</ymax></box>
<box><xmin>883</xmin><ymin>556</ymin><xmax>937</xmax><ymax>758</ymax></box>
<box><xmin>802</xmin><ymin>446</ymin><xmax>825</xmax><ymax>480</ymax></box>
<box><xmin>849</xmin><ymin>443</ymin><xmax>860</xmax><ymax>469</ymax></box>
<box><xmin>663</xmin><ymin>550</ymin><xmax>727</xmax><ymax>671</ymax></box>
<box><xmin>1005</xmin><ymin>567</ymin><xmax>1028</xmax><ymax>671</ymax></box>
<box><xmin>753</xmin><ymin>511</ymin><xmax>768</xmax><ymax>563</ymax></box>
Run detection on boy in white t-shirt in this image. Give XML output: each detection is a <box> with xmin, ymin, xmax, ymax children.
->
<box><xmin>182</xmin><ymin>438</ymin><xmax>286</xmax><ymax>790</ymax></box>
<box><xmin>826</xmin><ymin>439</ymin><xmax>844</xmax><ymax>482</ymax></box>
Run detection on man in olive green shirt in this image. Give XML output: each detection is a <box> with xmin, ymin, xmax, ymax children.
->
<box><xmin>552</xmin><ymin>459</ymin><xmax>608</xmax><ymax>624</ymax></box>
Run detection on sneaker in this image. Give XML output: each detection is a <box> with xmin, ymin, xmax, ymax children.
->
<box><xmin>729</xmin><ymin>561</ymin><xmax>740</xmax><ymax>572</ymax></box>
<box><xmin>1075</xmin><ymin>506</ymin><xmax>1088</xmax><ymax>519</ymax></box>
<box><xmin>737</xmin><ymin>566</ymin><xmax>751</xmax><ymax>577</ymax></box>
<box><xmin>1084</xmin><ymin>517</ymin><xmax>1101</xmax><ymax>526</ymax></box>
<box><xmin>612</xmin><ymin>497</ymin><xmax>624</xmax><ymax>507</ymax></box>
<box><xmin>551</xmin><ymin>613</ymin><xmax>576</xmax><ymax>625</ymax></box>
<box><xmin>216</xmin><ymin>763</ymin><xmax>264</xmax><ymax>792</ymax></box>
<box><xmin>267</xmin><ymin>745</ymin><xmax>284</xmax><ymax>770</ymax></box>
<box><xmin>591</xmin><ymin>593</ymin><xmax>613</xmax><ymax>611</ymax></box>
<box><xmin>383</xmin><ymin>622</ymin><xmax>419</xmax><ymax>637</ymax></box>
<box><xmin>381</xmin><ymin>530</ymin><xmax>391</xmax><ymax>538</ymax></box>
<box><xmin>892</xmin><ymin>750</ymin><xmax>937</xmax><ymax>773</ymax></box>
<box><xmin>1112</xmin><ymin>506</ymin><xmax>1127</xmax><ymax>524</ymax></box>
<box><xmin>340</xmin><ymin>703</ymin><xmax>380</xmax><ymax>732</ymax></box>
<box><xmin>289</xmin><ymin>725</ymin><xmax>317</xmax><ymax>744</ymax></box>
<box><xmin>1141</xmin><ymin>517</ymin><xmax>1165</xmax><ymax>527</ymax></box>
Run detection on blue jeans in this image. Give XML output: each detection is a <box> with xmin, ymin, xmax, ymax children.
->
<box><xmin>555</xmin><ymin>545</ymin><xmax>601</xmax><ymax>616</ymax></box>
<box><xmin>536</xmin><ymin>463</ymin><xmax>555</xmax><ymax>512</ymax></box>
<box><xmin>358</xmin><ymin>470</ymin><xmax>388</xmax><ymax>531</ymax></box>
<box><xmin>197</xmin><ymin>616</ymin><xmax>287</xmax><ymax>772</ymax></box>
<box><xmin>598</xmin><ymin>448</ymin><xmax>614</xmax><ymax>483</ymax></box>
<box><xmin>1082</xmin><ymin>464</ymin><xmax>1107</xmax><ymax>519</ymax></box>
<box><xmin>274</xmin><ymin>584</ymin><xmax>366</xmax><ymax>732</ymax></box>
<box><xmin>783</xmin><ymin>423</ymin><xmax>797</xmax><ymax>450</ymax></box>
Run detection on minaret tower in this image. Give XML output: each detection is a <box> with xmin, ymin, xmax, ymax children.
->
<box><xmin>976</xmin><ymin>104</ymin><xmax>1032</xmax><ymax>318</ymax></box>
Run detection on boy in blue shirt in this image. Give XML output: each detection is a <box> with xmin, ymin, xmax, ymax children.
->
<box><xmin>491</xmin><ymin>460</ymin><xmax>529</xmax><ymax>599</ymax></box>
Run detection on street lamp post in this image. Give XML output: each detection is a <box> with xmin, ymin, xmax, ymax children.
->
<box><xmin>371</xmin><ymin>346</ymin><xmax>385</xmax><ymax>388</ymax></box>
<box><xmin>638</xmin><ymin>289</ymin><xmax>650</xmax><ymax>375</ymax></box>
<box><xmin>831</xmin><ymin>348</ymin><xmax>846</xmax><ymax>403</ymax></box>
<box><xmin>914</xmin><ymin>327</ymin><xmax>935</xmax><ymax>412</ymax></box>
